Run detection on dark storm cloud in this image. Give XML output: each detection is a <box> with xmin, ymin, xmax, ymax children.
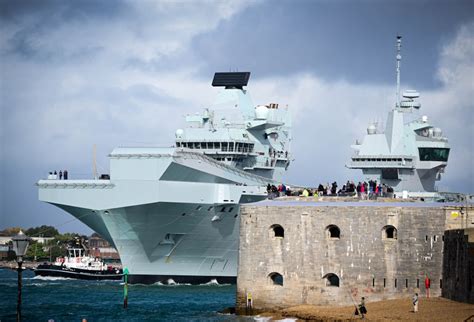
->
<box><xmin>0</xmin><ymin>0</ymin><xmax>127</xmax><ymax>21</ymax></box>
<box><xmin>1</xmin><ymin>0</ymin><xmax>128</xmax><ymax>62</ymax></box>
<box><xmin>190</xmin><ymin>0</ymin><xmax>474</xmax><ymax>88</ymax></box>
<box><xmin>6</xmin><ymin>29</ymin><xmax>105</xmax><ymax>62</ymax></box>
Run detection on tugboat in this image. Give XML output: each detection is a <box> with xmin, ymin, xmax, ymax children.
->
<box><xmin>35</xmin><ymin>241</ymin><xmax>122</xmax><ymax>280</ymax></box>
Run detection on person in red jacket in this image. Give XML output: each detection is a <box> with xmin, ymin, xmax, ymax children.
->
<box><xmin>425</xmin><ymin>276</ymin><xmax>431</xmax><ymax>298</ymax></box>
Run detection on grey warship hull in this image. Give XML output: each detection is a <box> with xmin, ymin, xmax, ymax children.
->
<box><xmin>39</xmin><ymin>150</ymin><xmax>269</xmax><ymax>284</ymax></box>
<box><xmin>38</xmin><ymin>73</ymin><xmax>292</xmax><ymax>284</ymax></box>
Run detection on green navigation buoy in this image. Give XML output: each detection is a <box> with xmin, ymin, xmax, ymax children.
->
<box><xmin>123</xmin><ymin>267</ymin><xmax>129</xmax><ymax>308</ymax></box>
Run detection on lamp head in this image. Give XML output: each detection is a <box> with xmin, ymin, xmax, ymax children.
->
<box><xmin>12</xmin><ymin>230</ymin><xmax>31</xmax><ymax>261</ymax></box>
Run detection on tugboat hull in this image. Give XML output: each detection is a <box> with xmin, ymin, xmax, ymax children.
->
<box><xmin>35</xmin><ymin>264</ymin><xmax>122</xmax><ymax>281</ymax></box>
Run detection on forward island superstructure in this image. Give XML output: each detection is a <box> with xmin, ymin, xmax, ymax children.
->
<box><xmin>38</xmin><ymin>72</ymin><xmax>291</xmax><ymax>284</ymax></box>
<box><xmin>348</xmin><ymin>36</ymin><xmax>450</xmax><ymax>194</ymax></box>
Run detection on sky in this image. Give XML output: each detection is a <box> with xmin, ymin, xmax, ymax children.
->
<box><xmin>1</xmin><ymin>0</ymin><xmax>473</xmax><ymax>234</ymax></box>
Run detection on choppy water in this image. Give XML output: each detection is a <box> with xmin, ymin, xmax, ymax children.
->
<box><xmin>0</xmin><ymin>268</ymin><xmax>251</xmax><ymax>321</ymax></box>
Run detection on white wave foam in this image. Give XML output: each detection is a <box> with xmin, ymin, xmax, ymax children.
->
<box><xmin>32</xmin><ymin>275</ymin><xmax>74</xmax><ymax>281</ymax></box>
<box><xmin>202</xmin><ymin>278</ymin><xmax>219</xmax><ymax>286</ymax></box>
<box><xmin>29</xmin><ymin>282</ymin><xmax>60</xmax><ymax>287</ymax></box>
<box><xmin>163</xmin><ymin>278</ymin><xmax>191</xmax><ymax>286</ymax></box>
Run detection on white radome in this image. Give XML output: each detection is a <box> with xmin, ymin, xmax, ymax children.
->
<box><xmin>175</xmin><ymin>129</ymin><xmax>184</xmax><ymax>139</ymax></box>
<box><xmin>255</xmin><ymin>105</ymin><xmax>269</xmax><ymax>120</ymax></box>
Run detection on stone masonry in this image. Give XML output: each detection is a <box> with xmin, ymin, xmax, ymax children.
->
<box><xmin>442</xmin><ymin>228</ymin><xmax>474</xmax><ymax>304</ymax></box>
<box><xmin>236</xmin><ymin>199</ymin><xmax>473</xmax><ymax>311</ymax></box>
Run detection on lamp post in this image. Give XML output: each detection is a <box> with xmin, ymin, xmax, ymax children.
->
<box><xmin>12</xmin><ymin>230</ymin><xmax>31</xmax><ymax>322</ymax></box>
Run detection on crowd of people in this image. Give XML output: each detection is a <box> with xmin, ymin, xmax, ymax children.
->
<box><xmin>267</xmin><ymin>180</ymin><xmax>394</xmax><ymax>200</ymax></box>
<box><xmin>47</xmin><ymin>170</ymin><xmax>69</xmax><ymax>180</ymax></box>
<box><xmin>267</xmin><ymin>183</ymin><xmax>290</xmax><ymax>199</ymax></box>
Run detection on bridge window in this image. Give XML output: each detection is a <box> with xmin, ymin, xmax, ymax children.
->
<box><xmin>382</xmin><ymin>168</ymin><xmax>399</xmax><ymax>180</ymax></box>
<box><xmin>326</xmin><ymin>225</ymin><xmax>341</xmax><ymax>239</ymax></box>
<box><xmin>270</xmin><ymin>224</ymin><xmax>284</xmax><ymax>238</ymax></box>
<box><xmin>418</xmin><ymin>148</ymin><xmax>450</xmax><ymax>162</ymax></box>
<box><xmin>323</xmin><ymin>273</ymin><xmax>340</xmax><ymax>287</ymax></box>
<box><xmin>268</xmin><ymin>272</ymin><xmax>283</xmax><ymax>286</ymax></box>
<box><xmin>382</xmin><ymin>225</ymin><xmax>398</xmax><ymax>240</ymax></box>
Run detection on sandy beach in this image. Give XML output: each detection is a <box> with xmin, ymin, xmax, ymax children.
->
<box><xmin>259</xmin><ymin>297</ymin><xmax>474</xmax><ymax>321</ymax></box>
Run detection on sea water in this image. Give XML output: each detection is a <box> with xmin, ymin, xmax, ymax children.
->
<box><xmin>0</xmin><ymin>269</ymin><xmax>251</xmax><ymax>321</ymax></box>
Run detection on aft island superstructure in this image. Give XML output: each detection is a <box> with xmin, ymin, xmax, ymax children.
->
<box><xmin>38</xmin><ymin>72</ymin><xmax>292</xmax><ymax>284</ymax></box>
<box><xmin>348</xmin><ymin>36</ymin><xmax>450</xmax><ymax>194</ymax></box>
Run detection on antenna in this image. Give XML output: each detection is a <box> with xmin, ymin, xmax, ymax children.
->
<box><xmin>93</xmin><ymin>144</ymin><xmax>98</xmax><ymax>179</ymax></box>
<box><xmin>396</xmin><ymin>35</ymin><xmax>402</xmax><ymax>107</ymax></box>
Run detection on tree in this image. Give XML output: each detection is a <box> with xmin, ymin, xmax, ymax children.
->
<box><xmin>0</xmin><ymin>227</ymin><xmax>22</xmax><ymax>236</ymax></box>
<box><xmin>25</xmin><ymin>240</ymin><xmax>48</xmax><ymax>260</ymax></box>
<box><xmin>25</xmin><ymin>225</ymin><xmax>59</xmax><ymax>237</ymax></box>
<box><xmin>55</xmin><ymin>232</ymin><xmax>80</xmax><ymax>243</ymax></box>
<box><xmin>49</xmin><ymin>243</ymin><xmax>66</xmax><ymax>259</ymax></box>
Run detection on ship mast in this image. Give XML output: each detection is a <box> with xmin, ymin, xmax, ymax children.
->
<box><xmin>395</xmin><ymin>35</ymin><xmax>402</xmax><ymax>107</ymax></box>
<box><xmin>93</xmin><ymin>144</ymin><xmax>98</xmax><ymax>180</ymax></box>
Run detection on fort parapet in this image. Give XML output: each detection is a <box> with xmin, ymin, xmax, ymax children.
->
<box><xmin>236</xmin><ymin>198</ymin><xmax>473</xmax><ymax>312</ymax></box>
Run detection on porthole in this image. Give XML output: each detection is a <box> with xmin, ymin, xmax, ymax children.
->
<box><xmin>382</xmin><ymin>225</ymin><xmax>397</xmax><ymax>240</ymax></box>
<box><xmin>268</xmin><ymin>272</ymin><xmax>283</xmax><ymax>286</ymax></box>
<box><xmin>326</xmin><ymin>225</ymin><xmax>341</xmax><ymax>239</ymax></box>
<box><xmin>270</xmin><ymin>224</ymin><xmax>284</xmax><ymax>238</ymax></box>
<box><xmin>323</xmin><ymin>273</ymin><xmax>340</xmax><ymax>287</ymax></box>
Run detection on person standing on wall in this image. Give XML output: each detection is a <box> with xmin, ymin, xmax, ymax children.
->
<box><xmin>425</xmin><ymin>276</ymin><xmax>430</xmax><ymax>298</ymax></box>
<box><xmin>413</xmin><ymin>293</ymin><xmax>419</xmax><ymax>312</ymax></box>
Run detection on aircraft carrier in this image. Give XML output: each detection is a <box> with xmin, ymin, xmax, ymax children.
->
<box><xmin>38</xmin><ymin>72</ymin><xmax>292</xmax><ymax>284</ymax></box>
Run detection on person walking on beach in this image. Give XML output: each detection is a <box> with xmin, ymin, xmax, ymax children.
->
<box><xmin>59</xmin><ymin>170</ymin><xmax>63</xmax><ymax>180</ymax></box>
<box><xmin>358</xmin><ymin>297</ymin><xmax>367</xmax><ymax>319</ymax></box>
<box><xmin>413</xmin><ymin>292</ymin><xmax>419</xmax><ymax>312</ymax></box>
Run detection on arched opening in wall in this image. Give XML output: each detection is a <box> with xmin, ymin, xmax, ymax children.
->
<box><xmin>382</xmin><ymin>225</ymin><xmax>398</xmax><ymax>240</ymax></box>
<box><xmin>323</xmin><ymin>273</ymin><xmax>340</xmax><ymax>287</ymax></box>
<box><xmin>270</xmin><ymin>224</ymin><xmax>284</xmax><ymax>238</ymax></box>
<box><xmin>268</xmin><ymin>272</ymin><xmax>283</xmax><ymax>286</ymax></box>
<box><xmin>326</xmin><ymin>225</ymin><xmax>341</xmax><ymax>239</ymax></box>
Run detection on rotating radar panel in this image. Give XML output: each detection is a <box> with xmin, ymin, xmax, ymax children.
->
<box><xmin>212</xmin><ymin>72</ymin><xmax>251</xmax><ymax>89</ymax></box>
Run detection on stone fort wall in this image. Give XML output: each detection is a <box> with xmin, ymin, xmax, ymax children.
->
<box><xmin>442</xmin><ymin>228</ymin><xmax>474</xmax><ymax>304</ymax></box>
<box><xmin>236</xmin><ymin>200</ymin><xmax>472</xmax><ymax>311</ymax></box>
